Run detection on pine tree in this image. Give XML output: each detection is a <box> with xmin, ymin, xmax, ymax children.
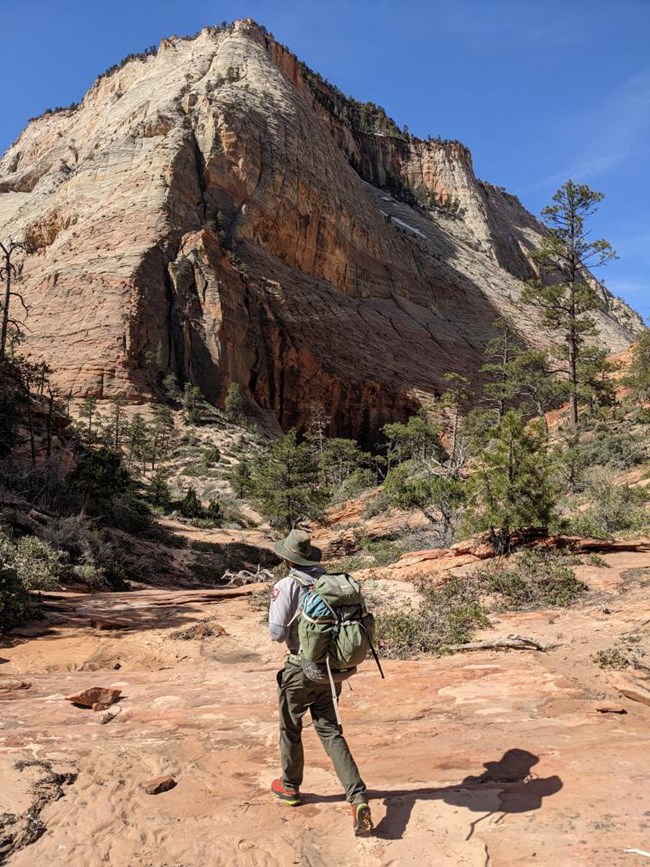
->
<box><xmin>79</xmin><ymin>396</ymin><xmax>98</xmax><ymax>443</ymax></box>
<box><xmin>183</xmin><ymin>384</ymin><xmax>203</xmax><ymax>425</ymax></box>
<box><xmin>626</xmin><ymin>330</ymin><xmax>650</xmax><ymax>404</ymax></box>
<box><xmin>466</xmin><ymin>410</ymin><xmax>556</xmax><ymax>552</ymax></box>
<box><xmin>224</xmin><ymin>382</ymin><xmax>246</xmax><ymax>423</ymax></box>
<box><xmin>180</xmin><ymin>486</ymin><xmax>203</xmax><ymax>519</ymax></box>
<box><xmin>126</xmin><ymin>413</ymin><xmax>148</xmax><ymax>472</ymax></box>
<box><xmin>522</xmin><ymin>181</ymin><xmax>617</xmax><ymax>427</ymax></box>
<box><xmin>250</xmin><ymin>430</ymin><xmax>327</xmax><ymax>528</ymax></box>
<box><xmin>231</xmin><ymin>458</ymin><xmax>253</xmax><ymax>498</ymax></box>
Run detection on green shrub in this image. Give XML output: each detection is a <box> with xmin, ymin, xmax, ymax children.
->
<box><xmin>202</xmin><ymin>446</ymin><xmax>221</xmax><ymax>466</ymax></box>
<box><xmin>0</xmin><ymin>533</ymin><xmax>67</xmax><ymax>590</ymax></box>
<box><xmin>362</xmin><ymin>491</ymin><xmax>390</xmax><ymax>519</ymax></box>
<box><xmin>71</xmin><ymin>563</ymin><xmax>108</xmax><ymax>590</ymax></box>
<box><xmin>592</xmin><ymin>647</ymin><xmax>629</xmax><ymax>670</ymax></box>
<box><xmin>179</xmin><ymin>487</ymin><xmax>204</xmax><ymax>518</ymax></box>
<box><xmin>377</xmin><ymin>577</ymin><xmax>489</xmax><ymax>658</ymax></box>
<box><xmin>566</xmin><ymin>474</ymin><xmax>649</xmax><ymax>538</ymax></box>
<box><xmin>362</xmin><ymin>539</ymin><xmax>404</xmax><ymax>566</ymax></box>
<box><xmin>479</xmin><ymin>549</ymin><xmax>586</xmax><ymax>609</ymax></box>
<box><xmin>0</xmin><ymin>560</ymin><xmax>37</xmax><ymax>631</ymax></box>
<box><xmin>578</xmin><ymin>424</ymin><xmax>646</xmax><ymax>471</ymax></box>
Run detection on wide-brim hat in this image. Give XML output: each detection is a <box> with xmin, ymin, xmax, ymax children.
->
<box><xmin>273</xmin><ymin>529</ymin><xmax>322</xmax><ymax>566</ymax></box>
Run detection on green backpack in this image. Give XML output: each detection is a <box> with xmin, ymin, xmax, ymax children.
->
<box><xmin>296</xmin><ymin>573</ymin><xmax>383</xmax><ymax>680</ymax></box>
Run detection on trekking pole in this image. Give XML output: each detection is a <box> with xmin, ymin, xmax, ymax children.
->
<box><xmin>367</xmin><ymin>636</ymin><xmax>385</xmax><ymax>679</ymax></box>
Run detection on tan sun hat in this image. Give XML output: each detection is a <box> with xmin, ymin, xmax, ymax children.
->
<box><xmin>273</xmin><ymin>529</ymin><xmax>322</xmax><ymax>566</ymax></box>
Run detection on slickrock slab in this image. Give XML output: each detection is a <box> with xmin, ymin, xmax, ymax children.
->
<box><xmin>608</xmin><ymin>672</ymin><xmax>650</xmax><ymax>708</ymax></box>
<box><xmin>66</xmin><ymin>687</ymin><xmax>121</xmax><ymax>711</ymax></box>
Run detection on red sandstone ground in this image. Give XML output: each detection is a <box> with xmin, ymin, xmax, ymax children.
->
<box><xmin>2</xmin><ymin>537</ymin><xmax>650</xmax><ymax>866</ymax></box>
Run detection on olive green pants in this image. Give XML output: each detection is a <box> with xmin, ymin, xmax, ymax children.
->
<box><xmin>277</xmin><ymin>662</ymin><xmax>367</xmax><ymax>805</ymax></box>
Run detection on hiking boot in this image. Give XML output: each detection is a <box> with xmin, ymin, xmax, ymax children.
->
<box><xmin>351</xmin><ymin>802</ymin><xmax>373</xmax><ymax>837</ymax></box>
<box><xmin>271</xmin><ymin>778</ymin><xmax>302</xmax><ymax>806</ymax></box>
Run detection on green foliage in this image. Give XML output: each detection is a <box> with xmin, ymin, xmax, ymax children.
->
<box><xmin>205</xmin><ymin>499</ymin><xmax>222</xmax><ymax>522</ymax></box>
<box><xmin>202</xmin><ymin>446</ymin><xmax>221</xmax><ymax>466</ymax></box>
<box><xmin>564</xmin><ymin>469</ymin><xmax>649</xmax><ymax>538</ymax></box>
<box><xmin>466</xmin><ymin>411</ymin><xmax>556</xmax><ymax>551</ymax></box>
<box><xmin>162</xmin><ymin>372</ymin><xmax>182</xmax><ymax>405</ymax></box>
<box><xmin>576</xmin><ymin>423</ymin><xmax>645</xmax><ymax>471</ymax></box>
<box><xmin>522</xmin><ymin>181</ymin><xmax>617</xmax><ymax>426</ymax></box>
<box><xmin>224</xmin><ymin>382</ymin><xmax>246</xmax><ymax>423</ymax></box>
<box><xmin>148</xmin><ymin>469</ymin><xmax>172</xmax><ymax>508</ymax></box>
<box><xmin>231</xmin><ymin>458</ymin><xmax>253</xmax><ymax>499</ymax></box>
<box><xmin>250</xmin><ymin>430</ymin><xmax>328</xmax><ymax>529</ymax></box>
<box><xmin>336</xmin><ymin>468</ymin><xmax>377</xmax><ymax>501</ymax></box>
<box><xmin>0</xmin><ymin>533</ymin><xmax>67</xmax><ymax>590</ymax></box>
<box><xmin>383</xmin><ymin>413</ymin><xmax>443</xmax><ymax>465</ymax></box>
<box><xmin>479</xmin><ymin>549</ymin><xmax>586</xmax><ymax>609</ymax></box>
<box><xmin>0</xmin><ymin>560</ymin><xmax>36</xmax><ymax>631</ymax></box>
<box><xmin>377</xmin><ymin>577</ymin><xmax>489</xmax><ymax>659</ymax></box>
<box><xmin>626</xmin><ymin>330</ymin><xmax>650</xmax><ymax>403</ymax></box>
<box><xmin>321</xmin><ymin>437</ymin><xmax>369</xmax><ymax>487</ymax></box>
<box><xmin>79</xmin><ymin>395</ymin><xmax>98</xmax><ymax>443</ymax></box>
<box><xmin>384</xmin><ymin>461</ymin><xmax>465</xmax><ymax>542</ymax></box>
<box><xmin>183</xmin><ymin>384</ymin><xmax>203</xmax><ymax>425</ymax></box>
<box><xmin>179</xmin><ymin>486</ymin><xmax>203</xmax><ymax>519</ymax></box>
<box><xmin>69</xmin><ymin>447</ymin><xmax>131</xmax><ymax>513</ymax></box>
<box><xmin>592</xmin><ymin>647</ymin><xmax>629</xmax><ymax>670</ymax></box>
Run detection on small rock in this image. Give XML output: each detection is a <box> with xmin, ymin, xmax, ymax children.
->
<box><xmin>90</xmin><ymin>617</ymin><xmax>129</xmax><ymax>631</ymax></box>
<box><xmin>66</xmin><ymin>687</ymin><xmax>122</xmax><ymax>711</ymax></box>
<box><xmin>113</xmin><ymin>663</ymin><xmax>121</xmax><ymax>670</ymax></box>
<box><xmin>142</xmin><ymin>775</ymin><xmax>177</xmax><ymax>795</ymax></box>
<box><xmin>595</xmin><ymin>702</ymin><xmax>627</xmax><ymax>714</ymax></box>
<box><xmin>0</xmin><ymin>679</ymin><xmax>31</xmax><ymax>691</ymax></box>
<box><xmin>99</xmin><ymin>706</ymin><xmax>122</xmax><ymax>725</ymax></box>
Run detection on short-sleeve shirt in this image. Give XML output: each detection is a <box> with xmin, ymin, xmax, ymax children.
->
<box><xmin>268</xmin><ymin>565</ymin><xmax>323</xmax><ymax>653</ymax></box>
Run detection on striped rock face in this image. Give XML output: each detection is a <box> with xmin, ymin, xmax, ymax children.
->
<box><xmin>0</xmin><ymin>20</ymin><xmax>641</xmax><ymax>437</ymax></box>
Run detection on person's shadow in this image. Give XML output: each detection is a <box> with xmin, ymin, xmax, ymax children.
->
<box><xmin>319</xmin><ymin>748</ymin><xmax>561</xmax><ymax>841</ymax></box>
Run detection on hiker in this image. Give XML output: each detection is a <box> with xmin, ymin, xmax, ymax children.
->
<box><xmin>268</xmin><ymin>529</ymin><xmax>373</xmax><ymax>837</ymax></box>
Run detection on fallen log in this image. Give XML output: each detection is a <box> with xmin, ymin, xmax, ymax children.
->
<box><xmin>455</xmin><ymin>634</ymin><xmax>556</xmax><ymax>652</ymax></box>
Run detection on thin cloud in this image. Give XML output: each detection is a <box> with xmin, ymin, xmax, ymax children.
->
<box><xmin>519</xmin><ymin>66</ymin><xmax>650</xmax><ymax>194</ymax></box>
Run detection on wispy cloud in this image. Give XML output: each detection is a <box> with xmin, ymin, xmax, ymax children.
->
<box><xmin>518</xmin><ymin>66</ymin><xmax>650</xmax><ymax>194</ymax></box>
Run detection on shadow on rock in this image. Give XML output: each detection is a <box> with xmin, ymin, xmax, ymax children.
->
<box><xmin>369</xmin><ymin>748</ymin><xmax>562</xmax><ymax>840</ymax></box>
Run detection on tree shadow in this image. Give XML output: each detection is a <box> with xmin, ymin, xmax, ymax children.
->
<box><xmin>302</xmin><ymin>749</ymin><xmax>562</xmax><ymax>841</ymax></box>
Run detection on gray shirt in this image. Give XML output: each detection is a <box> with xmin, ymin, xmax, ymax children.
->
<box><xmin>268</xmin><ymin>565</ymin><xmax>324</xmax><ymax>653</ymax></box>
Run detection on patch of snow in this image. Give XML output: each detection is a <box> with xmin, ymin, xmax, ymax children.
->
<box><xmin>392</xmin><ymin>217</ymin><xmax>426</xmax><ymax>238</ymax></box>
<box><xmin>382</xmin><ymin>196</ymin><xmax>393</xmax><ymax>202</ymax></box>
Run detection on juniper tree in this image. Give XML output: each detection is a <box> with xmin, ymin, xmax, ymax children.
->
<box><xmin>522</xmin><ymin>181</ymin><xmax>616</xmax><ymax>427</ymax></box>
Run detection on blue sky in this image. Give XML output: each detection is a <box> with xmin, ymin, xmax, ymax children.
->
<box><xmin>1</xmin><ymin>0</ymin><xmax>648</xmax><ymax>319</ymax></box>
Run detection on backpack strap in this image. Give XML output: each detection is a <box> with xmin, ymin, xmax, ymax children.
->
<box><xmin>286</xmin><ymin>569</ymin><xmax>315</xmax><ymax>627</ymax></box>
<box><xmin>325</xmin><ymin>656</ymin><xmax>343</xmax><ymax>731</ymax></box>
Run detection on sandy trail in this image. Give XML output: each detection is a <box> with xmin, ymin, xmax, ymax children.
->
<box><xmin>1</xmin><ymin>549</ymin><xmax>650</xmax><ymax>866</ymax></box>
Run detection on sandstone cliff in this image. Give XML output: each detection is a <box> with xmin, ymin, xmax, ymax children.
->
<box><xmin>0</xmin><ymin>19</ymin><xmax>642</xmax><ymax>436</ymax></box>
